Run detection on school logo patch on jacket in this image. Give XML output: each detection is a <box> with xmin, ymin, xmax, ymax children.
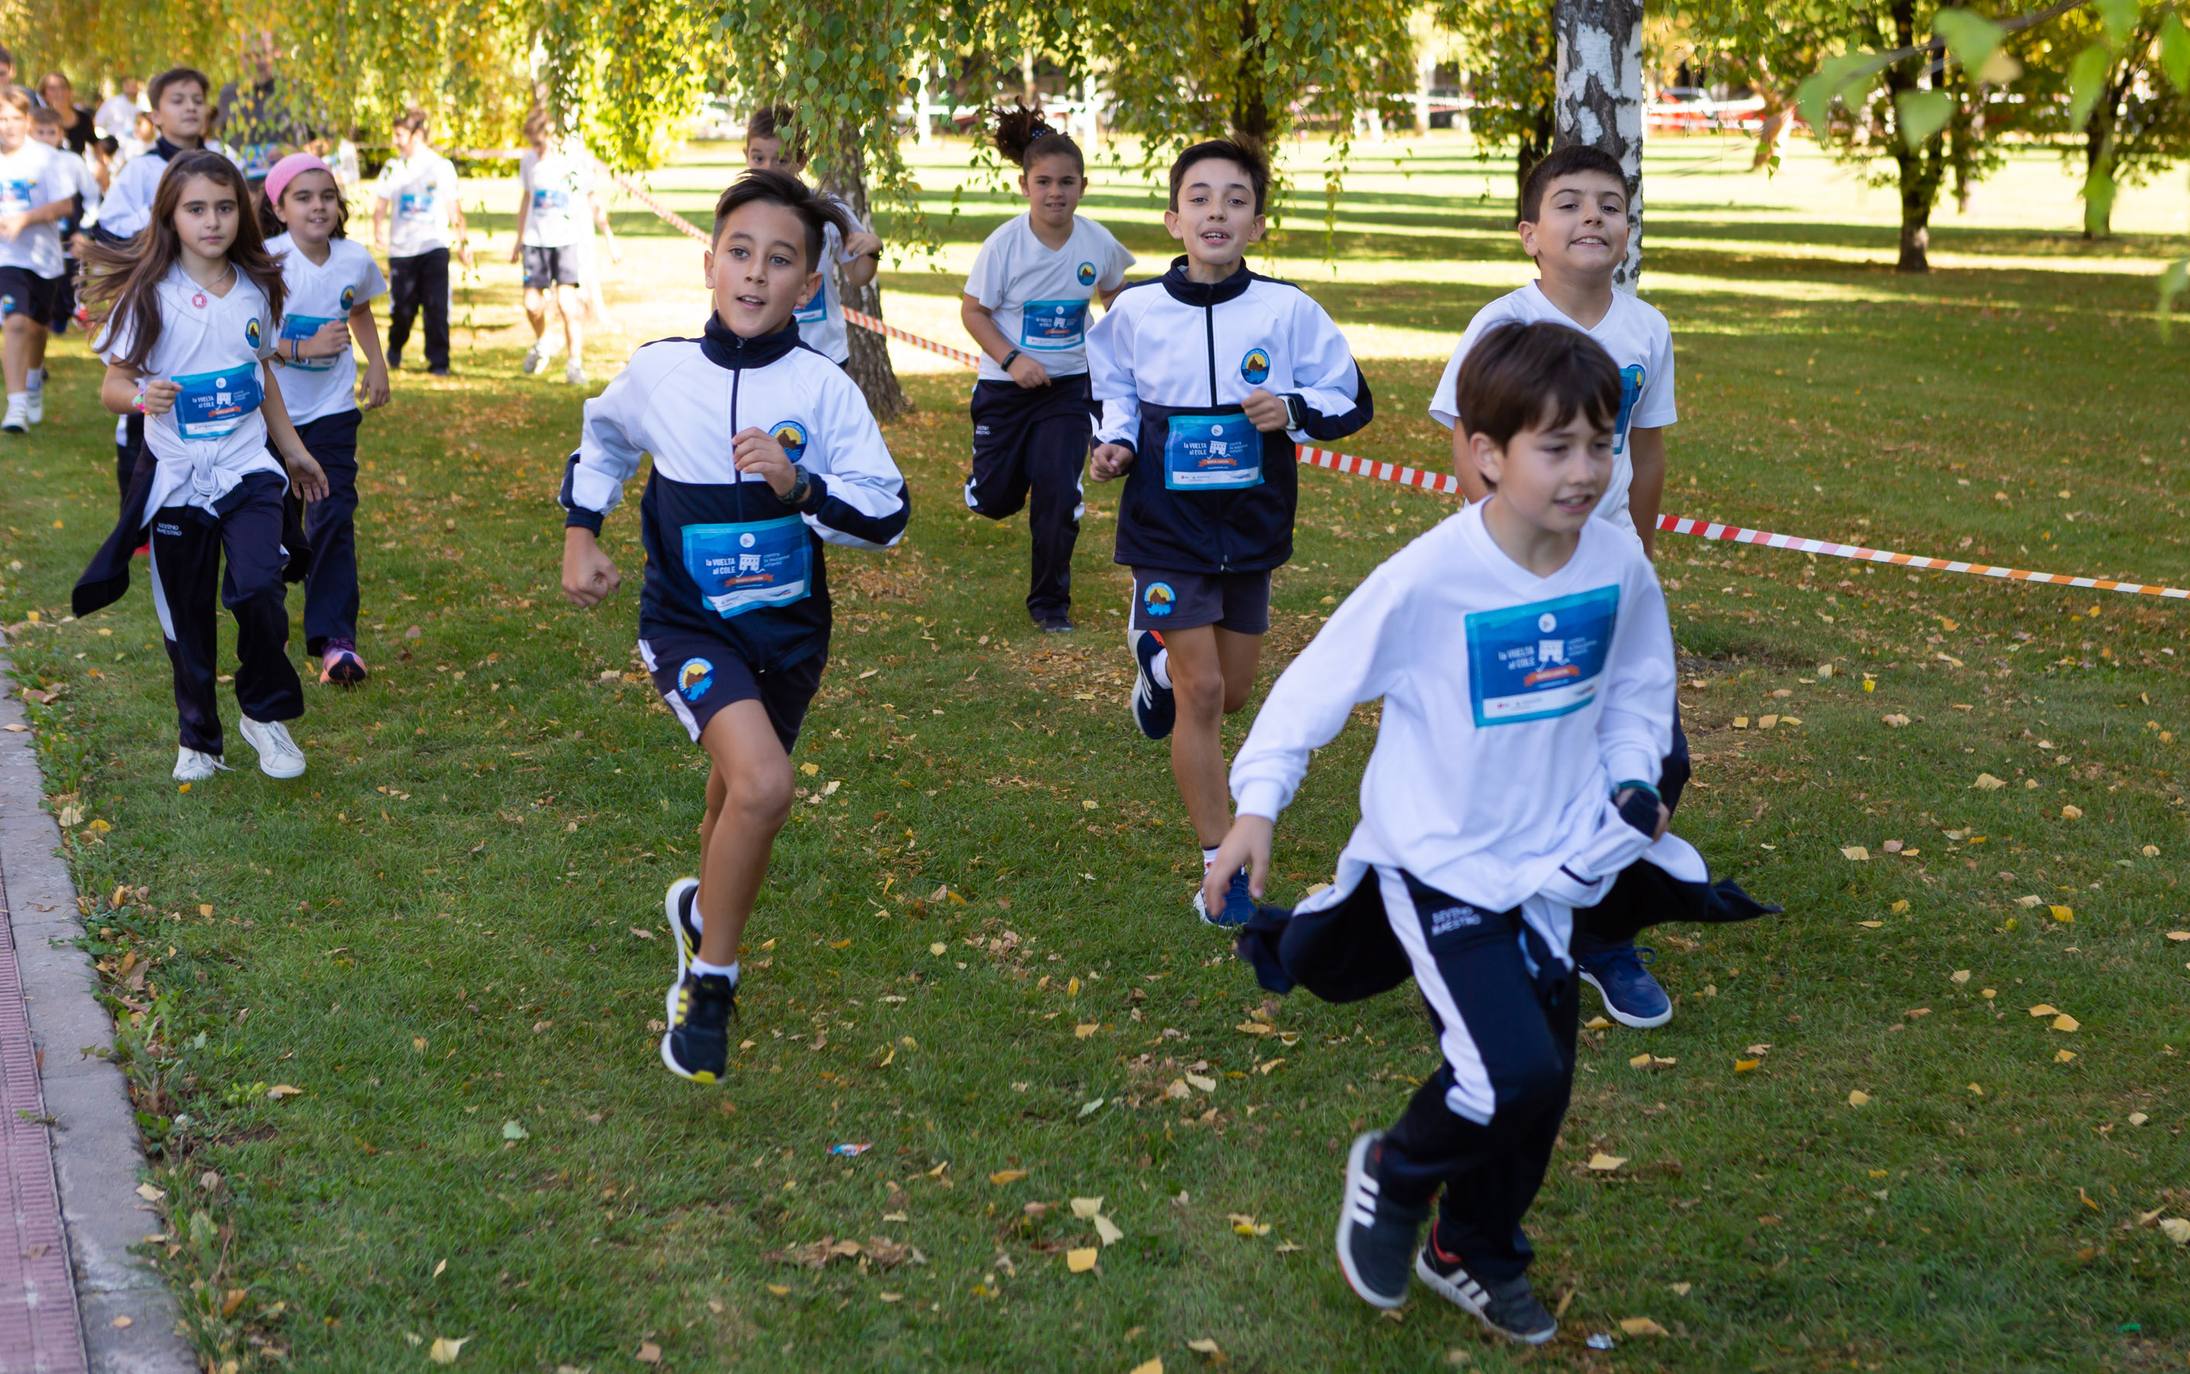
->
<box><xmin>772</xmin><ymin>421</ymin><xmax>808</xmax><ymax>462</ymax></box>
<box><xmin>1239</xmin><ymin>347</ymin><xmax>1271</xmax><ymax>385</ymax></box>
<box><xmin>1076</xmin><ymin>260</ymin><xmax>1098</xmax><ymax>286</ymax></box>
<box><xmin>244</xmin><ymin>317</ymin><xmax>263</xmax><ymax>350</ymax></box>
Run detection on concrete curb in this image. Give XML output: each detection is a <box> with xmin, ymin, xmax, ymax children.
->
<box><xmin>0</xmin><ymin>633</ymin><xmax>197</xmax><ymax>1374</ymax></box>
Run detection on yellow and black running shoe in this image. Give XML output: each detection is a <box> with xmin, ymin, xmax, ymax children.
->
<box><xmin>661</xmin><ymin>972</ymin><xmax>736</xmax><ymax>1083</ymax></box>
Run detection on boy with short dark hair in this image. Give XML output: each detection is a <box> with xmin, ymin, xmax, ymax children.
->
<box><xmin>1206</xmin><ymin>321</ymin><xmax>1676</xmax><ymax>1342</ymax></box>
<box><xmin>1425</xmin><ymin>142</ymin><xmax>1687</xmax><ymax>1030</ymax></box>
<box><xmin>742</xmin><ymin>105</ymin><xmax>882</xmax><ymax>368</ymax></box>
<box><xmin>1085</xmin><ymin>137</ymin><xmax>1372</xmax><ymax>928</ymax></box>
<box><xmin>94</xmin><ymin>67</ymin><xmax>230</xmax><ymax>243</ymax></box>
<box><xmin>559</xmin><ymin>169</ymin><xmax>911</xmax><ymax>1083</ymax></box>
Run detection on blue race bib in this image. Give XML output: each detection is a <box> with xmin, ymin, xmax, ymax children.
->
<box><xmin>531</xmin><ymin>186</ymin><xmax>570</xmax><ymax>213</ymax></box>
<box><xmin>0</xmin><ymin>179</ymin><xmax>32</xmax><ymax>215</ymax></box>
<box><xmin>397</xmin><ymin>188</ymin><xmax>435</xmax><ymax>218</ymax></box>
<box><xmin>682</xmin><ymin>515</ymin><xmax>812</xmax><ymax>619</ymax></box>
<box><xmin>1163</xmin><ymin>413</ymin><xmax>1262</xmax><ymax>491</ymax></box>
<box><xmin>1019</xmin><ymin>298</ymin><xmax>1090</xmax><ymax>350</ymax></box>
<box><xmin>173</xmin><ymin>366</ymin><xmax>264</xmax><ymax>442</ymax></box>
<box><xmin>278</xmin><ymin>314</ymin><xmax>341</xmax><ymax>370</ymax></box>
<box><xmin>1463</xmin><ymin>585</ymin><xmax>1620</xmax><ymax>727</ymax></box>
<box><xmin>793</xmin><ymin>288</ymin><xmax>829</xmax><ymax>324</ymax></box>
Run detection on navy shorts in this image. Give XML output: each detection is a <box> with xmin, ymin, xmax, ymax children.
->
<box><xmin>521</xmin><ymin>245</ymin><xmax>581</xmax><ymax>289</ymax></box>
<box><xmin>640</xmin><ymin>635</ymin><xmax>823</xmax><ymax>754</ymax></box>
<box><xmin>1130</xmin><ymin>567</ymin><xmax>1271</xmax><ymax>634</ymax></box>
<box><xmin>0</xmin><ymin>267</ymin><xmax>60</xmax><ymax>325</ymax></box>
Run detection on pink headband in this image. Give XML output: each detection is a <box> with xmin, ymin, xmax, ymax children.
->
<box><xmin>265</xmin><ymin>153</ymin><xmax>334</xmax><ymax>205</ymax></box>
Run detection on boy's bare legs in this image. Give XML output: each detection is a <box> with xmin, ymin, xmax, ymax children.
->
<box><xmin>522</xmin><ymin>285</ymin><xmax>549</xmax><ymax>347</ymax></box>
<box><xmin>1163</xmin><ymin>624</ymin><xmax>1265</xmax><ymax>848</ymax></box>
<box><xmin>2</xmin><ymin>313</ymin><xmax>28</xmax><ymax>394</ymax></box>
<box><xmin>555</xmin><ymin>282</ymin><xmax>585</xmax><ymax>374</ymax></box>
<box><xmin>694</xmin><ymin>700</ymin><xmax>792</xmax><ymax>968</ymax></box>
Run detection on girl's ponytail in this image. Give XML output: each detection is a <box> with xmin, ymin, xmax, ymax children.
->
<box><xmin>991</xmin><ymin>102</ymin><xmax>1084</xmax><ymax>175</ymax></box>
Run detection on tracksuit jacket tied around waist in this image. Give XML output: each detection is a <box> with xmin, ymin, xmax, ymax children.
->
<box><xmin>559</xmin><ymin>316</ymin><xmax>911</xmax><ymax>671</ymax></box>
<box><xmin>1086</xmin><ymin>257</ymin><xmax>1372</xmax><ymax>575</ymax></box>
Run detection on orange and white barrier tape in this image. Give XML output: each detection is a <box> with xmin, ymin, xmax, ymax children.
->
<box><xmin>609</xmin><ymin>173</ymin><xmax>2183</xmax><ymax>603</ymax></box>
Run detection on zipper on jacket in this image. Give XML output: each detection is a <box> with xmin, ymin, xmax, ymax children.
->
<box><xmin>730</xmin><ymin>363</ymin><xmax>745</xmax><ymax>519</ymax></box>
<box><xmin>1203</xmin><ymin>303</ymin><xmax>1217</xmax><ymax>405</ymax></box>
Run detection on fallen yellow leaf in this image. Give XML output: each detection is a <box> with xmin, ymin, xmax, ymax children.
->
<box><xmin>2159</xmin><ymin>1218</ymin><xmax>2190</xmax><ymax>1245</ymax></box>
<box><xmin>1973</xmin><ymin>773</ymin><xmax>2007</xmax><ymax>790</ymax></box>
<box><xmin>427</xmin><ymin>1335</ymin><xmax>469</xmax><ymax>1365</ymax></box>
<box><xmin>2060</xmin><ymin>804</ymin><xmax>2083</xmax><ymax>820</ymax></box>
<box><xmin>988</xmin><ymin>1169</ymin><xmax>1027</xmax><ymax>1186</ymax></box>
<box><xmin>1129</xmin><ymin>1361</ymin><xmax>1164</xmax><ymax>1374</ymax></box>
<box><xmin>1619</xmin><ymin>1316</ymin><xmax>1669</xmax><ymax>1336</ymax></box>
<box><xmin>1070</xmin><ymin>1197</ymin><xmax>1104</xmax><ymax>1219</ymax></box>
<box><xmin>2028</xmin><ymin>1004</ymin><xmax>2060</xmax><ymax>1017</ymax></box>
<box><xmin>2048</xmin><ymin>905</ymin><xmax>2074</xmax><ymax>924</ymax></box>
<box><xmin>1841</xmin><ymin>846</ymin><xmax>1871</xmax><ymax>862</ymax></box>
<box><xmin>1065</xmin><ymin>1247</ymin><xmax>1098</xmax><ymax>1273</ymax></box>
<box><xmin>1075</xmin><ymin>1023</ymin><xmax>1099</xmax><ymax>1039</ymax></box>
<box><xmin>1734</xmin><ymin>1058</ymin><xmax>1760</xmax><ymax>1073</ymax></box>
<box><xmin>2055</xmin><ymin>1049</ymin><xmax>2077</xmax><ymax>1063</ymax></box>
<box><xmin>1586</xmin><ymin>1152</ymin><xmax>1627</xmax><ymax>1172</ymax></box>
<box><xmin>1094</xmin><ymin>1214</ymin><xmax>1124</xmax><ymax>1246</ymax></box>
<box><xmin>2051</xmin><ymin>1014</ymin><xmax>2080</xmax><ymax>1033</ymax></box>
<box><xmin>1848</xmin><ymin>1090</ymin><xmax>1872</xmax><ymax>1108</ymax></box>
<box><xmin>1950</xmin><ymin>970</ymin><xmax>1971</xmax><ymax>985</ymax></box>
<box><xmin>1583</xmin><ymin>1015</ymin><xmax>1613</xmax><ymax>1031</ymax></box>
<box><xmin>266</xmin><ymin>1084</ymin><xmax>304</xmax><ymax>1100</ymax></box>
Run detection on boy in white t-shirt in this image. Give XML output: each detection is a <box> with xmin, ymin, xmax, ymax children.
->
<box><xmin>371</xmin><ymin>108</ymin><xmax>469</xmax><ymax>376</ymax></box>
<box><xmin>1426</xmin><ymin>144</ymin><xmax>1686</xmax><ymax>1032</ymax></box>
<box><xmin>511</xmin><ymin>109</ymin><xmax>611</xmax><ymax>386</ymax></box>
<box><xmin>0</xmin><ymin>89</ymin><xmax>70</xmax><ymax>433</ymax></box>
<box><xmin>743</xmin><ymin>105</ymin><xmax>882</xmax><ymax>368</ymax></box>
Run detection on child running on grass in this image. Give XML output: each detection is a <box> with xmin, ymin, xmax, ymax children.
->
<box><xmin>1206</xmin><ymin>321</ymin><xmax>1677</xmax><ymax>1341</ymax></box>
<box><xmin>559</xmin><ymin>169</ymin><xmax>910</xmax><ymax>1083</ymax></box>
<box><xmin>959</xmin><ymin>103</ymin><xmax>1134</xmax><ymax>633</ymax></box>
<box><xmin>513</xmin><ymin>109</ymin><xmax>611</xmax><ymax>386</ymax></box>
<box><xmin>0</xmin><ymin>89</ymin><xmax>71</xmax><ymax>435</ymax></box>
<box><xmin>261</xmin><ymin>152</ymin><xmax>390</xmax><ymax>685</ymax></box>
<box><xmin>742</xmin><ymin>105</ymin><xmax>881</xmax><ymax>370</ymax></box>
<box><xmin>1426</xmin><ymin>144</ymin><xmax>1687</xmax><ymax>1031</ymax></box>
<box><xmin>1085</xmin><ymin>136</ymin><xmax>1372</xmax><ymax>928</ymax></box>
<box><xmin>72</xmin><ymin>150</ymin><xmax>328</xmax><ymax>781</ymax></box>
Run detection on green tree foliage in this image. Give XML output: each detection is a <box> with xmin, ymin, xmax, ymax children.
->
<box><xmin>2016</xmin><ymin>3</ymin><xmax>2190</xmax><ymax>235</ymax></box>
<box><xmin>1429</xmin><ymin>0</ymin><xmax>1559</xmax><ymax>197</ymax></box>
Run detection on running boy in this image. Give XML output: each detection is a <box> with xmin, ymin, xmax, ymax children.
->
<box><xmin>0</xmin><ymin>89</ymin><xmax>69</xmax><ymax>434</ymax></box>
<box><xmin>559</xmin><ymin>169</ymin><xmax>910</xmax><ymax>1082</ymax></box>
<box><xmin>743</xmin><ymin>106</ymin><xmax>881</xmax><ymax>368</ymax></box>
<box><xmin>95</xmin><ymin>67</ymin><xmax>230</xmax><ymax>242</ymax></box>
<box><xmin>263</xmin><ymin>152</ymin><xmax>390</xmax><ymax>684</ymax></box>
<box><xmin>960</xmin><ymin>104</ymin><xmax>1134</xmax><ymax>632</ymax></box>
<box><xmin>1085</xmin><ymin>137</ymin><xmax>1371</xmax><ymax>927</ymax></box>
<box><xmin>1425</xmin><ymin>143</ymin><xmax>1684</xmax><ymax>1030</ymax></box>
<box><xmin>512</xmin><ymin>109</ymin><xmax>610</xmax><ymax>385</ymax></box>
<box><xmin>30</xmin><ymin>105</ymin><xmax>98</xmax><ymax>370</ymax></box>
<box><xmin>372</xmin><ymin>109</ymin><xmax>469</xmax><ymax>375</ymax></box>
<box><xmin>1205</xmin><ymin>322</ymin><xmax>1672</xmax><ymax>1341</ymax></box>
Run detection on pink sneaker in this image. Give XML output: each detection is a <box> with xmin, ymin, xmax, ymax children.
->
<box><xmin>319</xmin><ymin>640</ymin><xmax>369</xmax><ymax>685</ymax></box>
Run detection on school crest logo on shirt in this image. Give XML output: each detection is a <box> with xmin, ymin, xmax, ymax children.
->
<box><xmin>1075</xmin><ymin>260</ymin><xmax>1098</xmax><ymax>287</ymax></box>
<box><xmin>771</xmin><ymin>421</ymin><xmax>808</xmax><ymax>463</ymax></box>
<box><xmin>677</xmin><ymin>657</ymin><xmax>715</xmax><ymax>703</ymax></box>
<box><xmin>1239</xmin><ymin>347</ymin><xmax>1271</xmax><ymax>385</ymax></box>
<box><xmin>1142</xmin><ymin>581</ymin><xmax>1176</xmax><ymax>618</ymax></box>
<box><xmin>0</xmin><ymin>294</ymin><xmax>14</xmax><ymax>318</ymax></box>
<box><xmin>339</xmin><ymin>285</ymin><xmax>356</xmax><ymax>311</ymax></box>
<box><xmin>244</xmin><ymin>317</ymin><xmax>263</xmax><ymax>350</ymax></box>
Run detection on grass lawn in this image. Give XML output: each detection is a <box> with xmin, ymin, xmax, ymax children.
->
<box><xmin>1</xmin><ymin>132</ymin><xmax>2186</xmax><ymax>1373</ymax></box>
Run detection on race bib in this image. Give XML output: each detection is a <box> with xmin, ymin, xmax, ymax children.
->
<box><xmin>1019</xmin><ymin>298</ymin><xmax>1090</xmax><ymax>350</ymax></box>
<box><xmin>0</xmin><ymin>179</ymin><xmax>32</xmax><ymax>215</ymax></box>
<box><xmin>1163</xmin><ymin>413</ymin><xmax>1262</xmax><ymax>492</ymax></box>
<box><xmin>278</xmin><ymin>314</ymin><xmax>341</xmax><ymax>370</ymax></box>
<box><xmin>682</xmin><ymin>515</ymin><xmax>812</xmax><ymax>619</ymax></box>
<box><xmin>531</xmin><ymin>186</ymin><xmax>570</xmax><ymax>213</ymax></box>
<box><xmin>397</xmin><ymin>187</ymin><xmax>436</xmax><ymax>218</ymax></box>
<box><xmin>173</xmin><ymin>366</ymin><xmax>263</xmax><ymax>442</ymax></box>
<box><xmin>1463</xmin><ymin>585</ymin><xmax>1619</xmax><ymax>727</ymax></box>
<box><xmin>793</xmin><ymin>288</ymin><xmax>829</xmax><ymax>324</ymax></box>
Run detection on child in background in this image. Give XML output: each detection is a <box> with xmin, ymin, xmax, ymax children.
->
<box><xmin>742</xmin><ymin>106</ymin><xmax>881</xmax><ymax>369</ymax></box>
<box><xmin>512</xmin><ymin>109</ymin><xmax>611</xmax><ymax>386</ymax></box>
<box><xmin>559</xmin><ymin>170</ymin><xmax>910</xmax><ymax>1082</ymax></box>
<box><xmin>1207</xmin><ymin>322</ymin><xmax>1673</xmax><ymax>1341</ymax></box>
<box><xmin>1425</xmin><ymin>144</ymin><xmax>1685</xmax><ymax>1031</ymax></box>
<box><xmin>959</xmin><ymin>103</ymin><xmax>1134</xmax><ymax>633</ymax></box>
<box><xmin>29</xmin><ymin>106</ymin><xmax>98</xmax><ymax>363</ymax></box>
<box><xmin>1084</xmin><ymin>137</ymin><xmax>1372</xmax><ymax>927</ymax></box>
<box><xmin>372</xmin><ymin>109</ymin><xmax>469</xmax><ymax>376</ymax></box>
<box><xmin>74</xmin><ymin>150</ymin><xmax>328</xmax><ymax>781</ymax></box>
<box><xmin>262</xmin><ymin>152</ymin><xmax>390</xmax><ymax>684</ymax></box>
<box><xmin>0</xmin><ymin>90</ymin><xmax>69</xmax><ymax>434</ymax></box>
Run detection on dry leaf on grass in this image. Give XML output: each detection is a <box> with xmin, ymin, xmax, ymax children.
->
<box><xmin>1066</xmin><ymin>1247</ymin><xmax>1098</xmax><ymax>1273</ymax></box>
<box><xmin>427</xmin><ymin>1336</ymin><xmax>470</xmax><ymax>1365</ymax></box>
<box><xmin>1586</xmin><ymin>1153</ymin><xmax>1627</xmax><ymax>1172</ymax></box>
<box><xmin>1618</xmin><ymin>1317</ymin><xmax>1668</xmax><ymax>1336</ymax></box>
<box><xmin>1848</xmin><ymin>1090</ymin><xmax>1872</xmax><ymax>1108</ymax></box>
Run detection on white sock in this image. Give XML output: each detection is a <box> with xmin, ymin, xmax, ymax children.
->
<box><xmin>1202</xmin><ymin>845</ymin><xmax>1220</xmax><ymax>869</ymax></box>
<box><xmin>26</xmin><ymin>368</ymin><xmax>42</xmax><ymax>390</ymax></box>
<box><xmin>1151</xmin><ymin>649</ymin><xmax>1172</xmax><ymax>690</ymax></box>
<box><xmin>692</xmin><ymin>957</ymin><xmax>739</xmax><ymax>984</ymax></box>
<box><xmin>6</xmin><ymin>392</ymin><xmax>24</xmax><ymax>407</ymax></box>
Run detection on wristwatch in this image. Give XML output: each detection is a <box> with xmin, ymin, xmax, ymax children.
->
<box><xmin>1000</xmin><ymin>348</ymin><xmax>1022</xmax><ymax>371</ymax></box>
<box><xmin>1281</xmin><ymin>394</ymin><xmax>1303</xmax><ymax>429</ymax></box>
<box><xmin>782</xmin><ymin>464</ymin><xmax>812</xmax><ymax>508</ymax></box>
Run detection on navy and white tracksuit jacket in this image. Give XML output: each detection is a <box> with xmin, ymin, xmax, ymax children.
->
<box><xmin>559</xmin><ymin>316</ymin><xmax>910</xmax><ymax>673</ymax></box>
<box><xmin>1085</xmin><ymin>257</ymin><xmax>1371</xmax><ymax>575</ymax></box>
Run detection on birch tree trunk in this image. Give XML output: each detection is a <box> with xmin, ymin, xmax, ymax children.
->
<box><xmin>1554</xmin><ymin>0</ymin><xmax>1645</xmax><ymax>288</ymax></box>
<box><xmin>823</xmin><ymin>133</ymin><xmax>910</xmax><ymax>421</ymax></box>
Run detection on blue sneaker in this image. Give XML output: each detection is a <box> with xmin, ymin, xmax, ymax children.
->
<box><xmin>1576</xmin><ymin>943</ymin><xmax>1672</xmax><ymax>1028</ymax></box>
<box><xmin>1129</xmin><ymin>628</ymin><xmax>1175</xmax><ymax>740</ymax></box>
<box><xmin>1194</xmin><ymin>866</ymin><xmax>1257</xmax><ymax>928</ymax></box>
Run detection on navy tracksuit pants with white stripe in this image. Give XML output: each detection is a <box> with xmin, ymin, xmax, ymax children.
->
<box><xmin>964</xmin><ymin>375</ymin><xmax>1093</xmax><ymax>622</ymax></box>
<box><xmin>1374</xmin><ymin>870</ymin><xmax>1578</xmax><ymax>1284</ymax></box>
<box><xmin>148</xmin><ymin>472</ymin><xmax>304</xmax><ymax>756</ymax></box>
<box><xmin>287</xmin><ymin>409</ymin><xmax>363</xmax><ymax>656</ymax></box>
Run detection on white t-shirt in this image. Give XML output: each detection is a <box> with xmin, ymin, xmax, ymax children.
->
<box><xmin>792</xmin><ymin>194</ymin><xmax>867</xmax><ymax>365</ymax></box>
<box><xmin>97</xmin><ymin>264</ymin><xmax>282</xmax><ymax>524</ymax></box>
<box><xmin>965</xmin><ymin>212</ymin><xmax>1135</xmax><ymax>382</ymax></box>
<box><xmin>0</xmin><ymin>142</ymin><xmax>68</xmax><ymax>278</ymax></box>
<box><xmin>267</xmin><ymin>233</ymin><xmax>386</xmax><ymax>425</ymax></box>
<box><xmin>375</xmin><ymin>148</ymin><xmax>459</xmax><ymax>257</ymax></box>
<box><xmin>518</xmin><ymin>146</ymin><xmax>591</xmax><ymax>248</ymax></box>
<box><xmin>1428</xmin><ymin>282</ymin><xmax>1677</xmax><ymax>534</ymax></box>
<box><xmin>97</xmin><ymin>140</ymin><xmax>238</xmax><ymax>241</ymax></box>
<box><xmin>95</xmin><ymin>93</ymin><xmax>144</xmax><ymax>140</ymax></box>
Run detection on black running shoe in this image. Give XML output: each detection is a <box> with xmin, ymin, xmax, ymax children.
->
<box><xmin>661</xmin><ymin>973</ymin><xmax>736</xmax><ymax>1083</ymax></box>
<box><xmin>1129</xmin><ymin>627</ymin><xmax>1175</xmax><ymax>740</ymax></box>
<box><xmin>1415</xmin><ymin>1228</ymin><xmax>1558</xmax><ymax>1344</ymax></box>
<box><xmin>1335</xmin><ymin>1132</ymin><xmax>1427</xmax><ymax>1309</ymax></box>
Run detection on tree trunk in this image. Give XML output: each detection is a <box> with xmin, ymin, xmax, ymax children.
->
<box><xmin>1234</xmin><ymin>0</ymin><xmax>1272</xmax><ymax>145</ymax></box>
<box><xmin>2082</xmin><ymin>125</ymin><xmax>2117</xmax><ymax>240</ymax></box>
<box><xmin>1554</xmin><ymin>0</ymin><xmax>1645</xmax><ymax>288</ymax></box>
<box><xmin>1883</xmin><ymin>0</ymin><xmax>1936</xmax><ymax>273</ymax></box>
<box><xmin>821</xmin><ymin>134</ymin><xmax>909</xmax><ymax>421</ymax></box>
<box><xmin>1896</xmin><ymin>153</ymin><xmax>1933</xmax><ymax>272</ymax></box>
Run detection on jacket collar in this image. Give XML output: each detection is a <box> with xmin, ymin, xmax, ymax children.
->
<box><xmin>154</xmin><ymin>136</ymin><xmax>188</xmax><ymax>161</ymax></box>
<box><xmin>1158</xmin><ymin>255</ymin><xmax>1255</xmax><ymax>307</ymax></box>
<box><xmin>700</xmin><ymin>313</ymin><xmax>803</xmax><ymax>370</ymax></box>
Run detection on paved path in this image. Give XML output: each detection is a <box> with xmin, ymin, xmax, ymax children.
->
<box><xmin>0</xmin><ymin>639</ymin><xmax>194</xmax><ymax>1374</ymax></box>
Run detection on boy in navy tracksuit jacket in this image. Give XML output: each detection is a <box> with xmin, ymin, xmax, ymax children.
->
<box><xmin>1085</xmin><ymin>139</ymin><xmax>1371</xmax><ymax>928</ymax></box>
<box><xmin>559</xmin><ymin>170</ymin><xmax>911</xmax><ymax>1083</ymax></box>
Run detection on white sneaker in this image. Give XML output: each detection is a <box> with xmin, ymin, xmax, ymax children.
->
<box><xmin>521</xmin><ymin>344</ymin><xmax>548</xmax><ymax>375</ymax></box>
<box><xmin>238</xmin><ymin>716</ymin><xmax>306</xmax><ymax>779</ymax></box>
<box><xmin>564</xmin><ymin>360</ymin><xmax>586</xmax><ymax>387</ymax></box>
<box><xmin>172</xmin><ymin>747</ymin><xmax>228</xmax><ymax>782</ymax></box>
<box><xmin>24</xmin><ymin>386</ymin><xmax>42</xmax><ymax>424</ymax></box>
<box><xmin>1</xmin><ymin>396</ymin><xmax>26</xmax><ymax>434</ymax></box>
